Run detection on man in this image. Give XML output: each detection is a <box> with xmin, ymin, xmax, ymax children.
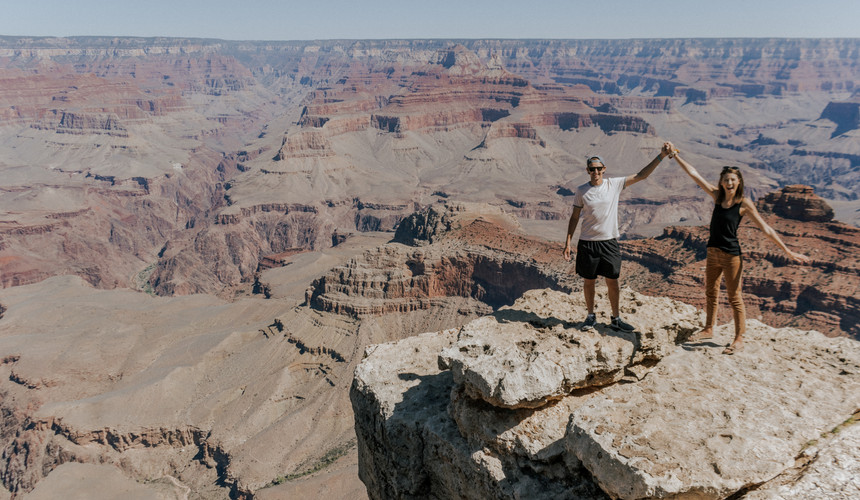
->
<box><xmin>562</xmin><ymin>143</ymin><xmax>672</xmax><ymax>331</ymax></box>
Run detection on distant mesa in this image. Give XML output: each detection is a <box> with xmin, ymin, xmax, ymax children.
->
<box><xmin>756</xmin><ymin>184</ymin><xmax>834</xmax><ymax>222</ymax></box>
<box><xmin>820</xmin><ymin>93</ymin><xmax>860</xmax><ymax>137</ymax></box>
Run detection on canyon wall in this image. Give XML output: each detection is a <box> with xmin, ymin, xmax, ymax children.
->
<box><xmin>1</xmin><ymin>37</ymin><xmax>858</xmax><ymax>295</ymax></box>
<box><xmin>308</xmin><ymin>192</ymin><xmax>858</xmax><ymax>339</ymax></box>
<box><xmin>0</xmin><ymin>36</ymin><xmax>858</xmax><ymax>498</ymax></box>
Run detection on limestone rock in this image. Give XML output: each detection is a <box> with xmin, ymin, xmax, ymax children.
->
<box><xmin>438</xmin><ymin>289</ymin><xmax>702</xmax><ymax>408</ymax></box>
<box><xmin>448</xmin><ymin>384</ymin><xmax>588</xmax><ymax>464</ymax></box>
<box><xmin>565</xmin><ymin>321</ymin><xmax>860</xmax><ymax>500</ymax></box>
<box><xmin>351</xmin><ymin>329</ymin><xmax>460</xmax><ymax>499</ymax></box>
<box><xmin>352</xmin><ymin>288</ymin><xmax>860</xmax><ymax>500</ymax></box>
<box><xmin>351</xmin><ymin>325</ymin><xmax>604</xmax><ymax>500</ymax></box>
<box><xmin>744</xmin><ymin>421</ymin><xmax>860</xmax><ymax>499</ymax></box>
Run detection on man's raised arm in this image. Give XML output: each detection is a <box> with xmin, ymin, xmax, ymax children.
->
<box><xmin>624</xmin><ymin>142</ymin><xmax>673</xmax><ymax>188</ymax></box>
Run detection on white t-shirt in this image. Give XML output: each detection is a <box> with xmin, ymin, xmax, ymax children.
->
<box><xmin>572</xmin><ymin>176</ymin><xmax>626</xmax><ymax>241</ymax></box>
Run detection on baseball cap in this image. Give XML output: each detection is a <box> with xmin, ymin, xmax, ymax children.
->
<box><xmin>586</xmin><ymin>155</ymin><xmax>605</xmax><ymax>167</ymax></box>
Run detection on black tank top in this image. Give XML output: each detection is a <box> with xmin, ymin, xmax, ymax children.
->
<box><xmin>707</xmin><ymin>201</ymin><xmax>743</xmax><ymax>255</ymax></box>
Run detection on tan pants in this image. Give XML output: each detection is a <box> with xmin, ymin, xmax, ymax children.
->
<box><xmin>704</xmin><ymin>247</ymin><xmax>746</xmax><ymax>338</ymax></box>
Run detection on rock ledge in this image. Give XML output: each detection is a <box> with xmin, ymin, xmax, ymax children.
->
<box><xmin>351</xmin><ymin>288</ymin><xmax>860</xmax><ymax>499</ymax></box>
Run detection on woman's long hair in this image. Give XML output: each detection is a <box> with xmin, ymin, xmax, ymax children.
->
<box><xmin>717</xmin><ymin>166</ymin><xmax>744</xmax><ymax>205</ymax></box>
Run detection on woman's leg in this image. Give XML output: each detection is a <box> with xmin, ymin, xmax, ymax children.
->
<box><xmin>699</xmin><ymin>248</ymin><xmax>723</xmax><ymax>338</ymax></box>
<box><xmin>722</xmin><ymin>253</ymin><xmax>746</xmax><ymax>352</ymax></box>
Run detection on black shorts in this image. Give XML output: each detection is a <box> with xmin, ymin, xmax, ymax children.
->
<box><xmin>576</xmin><ymin>239</ymin><xmax>621</xmax><ymax>280</ymax></box>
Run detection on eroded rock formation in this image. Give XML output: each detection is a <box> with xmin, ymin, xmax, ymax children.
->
<box><xmin>352</xmin><ymin>288</ymin><xmax>860</xmax><ymax>499</ymax></box>
<box><xmin>3</xmin><ymin>37</ymin><xmax>859</xmax><ymax>296</ymax></box>
<box><xmin>308</xmin><ymin>203</ymin><xmax>576</xmax><ymax>316</ymax></box>
<box><xmin>311</xmin><ymin>192</ymin><xmax>858</xmax><ymax>339</ymax></box>
<box><xmin>756</xmin><ymin>184</ymin><xmax>835</xmax><ymax>221</ymax></box>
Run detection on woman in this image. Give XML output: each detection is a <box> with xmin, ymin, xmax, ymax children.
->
<box><xmin>671</xmin><ymin>148</ymin><xmax>810</xmax><ymax>354</ymax></box>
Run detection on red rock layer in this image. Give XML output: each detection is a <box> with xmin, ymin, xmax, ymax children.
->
<box><xmin>0</xmin><ymin>69</ymin><xmax>187</xmax><ymax>130</ymax></box>
<box><xmin>312</xmin><ymin>188</ymin><xmax>858</xmax><ymax>338</ymax></box>
<box><xmin>309</xmin><ymin>232</ymin><xmax>574</xmax><ymax>317</ymax></box>
<box><xmin>274</xmin><ymin>44</ymin><xmax>662</xmax><ymax>163</ymax></box>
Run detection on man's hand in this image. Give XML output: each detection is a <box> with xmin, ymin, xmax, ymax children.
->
<box><xmin>661</xmin><ymin>141</ymin><xmax>674</xmax><ymax>157</ymax></box>
<box><xmin>563</xmin><ymin>244</ymin><xmax>572</xmax><ymax>261</ymax></box>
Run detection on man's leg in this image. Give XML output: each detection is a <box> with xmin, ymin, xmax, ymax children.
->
<box><xmin>606</xmin><ymin>277</ymin><xmax>620</xmax><ymax>317</ymax></box>
<box><xmin>577</xmin><ymin>240</ymin><xmax>600</xmax><ymax>330</ymax></box>
<box><xmin>581</xmin><ymin>278</ymin><xmax>598</xmax><ymax>330</ymax></box>
<box><xmin>606</xmin><ymin>276</ymin><xmax>635</xmax><ymax>332</ymax></box>
<box><xmin>583</xmin><ymin>278</ymin><xmax>596</xmax><ymax>313</ymax></box>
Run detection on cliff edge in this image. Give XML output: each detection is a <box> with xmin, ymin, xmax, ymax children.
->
<box><xmin>351</xmin><ymin>288</ymin><xmax>860</xmax><ymax>499</ymax></box>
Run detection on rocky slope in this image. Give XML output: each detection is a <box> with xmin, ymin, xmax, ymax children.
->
<box><xmin>352</xmin><ymin>288</ymin><xmax>860</xmax><ymax>499</ymax></box>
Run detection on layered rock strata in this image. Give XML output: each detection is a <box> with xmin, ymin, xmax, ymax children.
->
<box><xmin>4</xmin><ymin>37</ymin><xmax>859</xmax><ymax>296</ymax></box>
<box><xmin>310</xmin><ymin>189</ymin><xmax>856</xmax><ymax>341</ymax></box>
<box><xmin>352</xmin><ymin>288</ymin><xmax>860</xmax><ymax>499</ymax></box>
<box><xmin>309</xmin><ymin>203</ymin><xmax>577</xmax><ymax>317</ymax></box>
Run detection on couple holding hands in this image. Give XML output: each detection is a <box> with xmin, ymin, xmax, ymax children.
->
<box><xmin>562</xmin><ymin>142</ymin><xmax>809</xmax><ymax>354</ymax></box>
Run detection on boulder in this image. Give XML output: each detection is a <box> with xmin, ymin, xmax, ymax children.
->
<box><xmin>351</xmin><ymin>288</ymin><xmax>860</xmax><ymax>500</ymax></box>
<box><xmin>438</xmin><ymin>289</ymin><xmax>702</xmax><ymax>408</ymax></box>
<box><xmin>566</xmin><ymin>321</ymin><xmax>860</xmax><ymax>499</ymax></box>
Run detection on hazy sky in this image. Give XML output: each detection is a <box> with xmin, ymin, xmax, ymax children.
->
<box><xmin>2</xmin><ymin>0</ymin><xmax>858</xmax><ymax>41</ymax></box>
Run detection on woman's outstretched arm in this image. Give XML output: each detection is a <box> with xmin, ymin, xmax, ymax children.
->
<box><xmin>672</xmin><ymin>151</ymin><xmax>719</xmax><ymax>203</ymax></box>
<box><xmin>741</xmin><ymin>199</ymin><xmax>811</xmax><ymax>263</ymax></box>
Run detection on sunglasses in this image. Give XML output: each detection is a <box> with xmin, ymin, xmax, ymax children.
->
<box><xmin>722</xmin><ymin>166</ymin><xmax>740</xmax><ymax>172</ymax></box>
<box><xmin>587</xmin><ymin>166</ymin><xmax>605</xmax><ymax>172</ymax></box>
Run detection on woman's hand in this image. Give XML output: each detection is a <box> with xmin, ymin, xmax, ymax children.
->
<box><xmin>788</xmin><ymin>250</ymin><xmax>811</xmax><ymax>264</ymax></box>
<box><xmin>661</xmin><ymin>142</ymin><xmax>674</xmax><ymax>157</ymax></box>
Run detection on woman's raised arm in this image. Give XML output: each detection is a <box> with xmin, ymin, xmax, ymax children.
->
<box><xmin>741</xmin><ymin>199</ymin><xmax>811</xmax><ymax>263</ymax></box>
<box><xmin>673</xmin><ymin>151</ymin><xmax>719</xmax><ymax>202</ymax></box>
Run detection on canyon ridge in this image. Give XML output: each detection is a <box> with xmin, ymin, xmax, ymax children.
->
<box><xmin>0</xmin><ymin>37</ymin><xmax>858</xmax><ymax>498</ymax></box>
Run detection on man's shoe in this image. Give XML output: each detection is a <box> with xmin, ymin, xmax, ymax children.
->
<box><xmin>610</xmin><ymin>316</ymin><xmax>635</xmax><ymax>332</ymax></box>
<box><xmin>581</xmin><ymin>313</ymin><xmax>597</xmax><ymax>331</ymax></box>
